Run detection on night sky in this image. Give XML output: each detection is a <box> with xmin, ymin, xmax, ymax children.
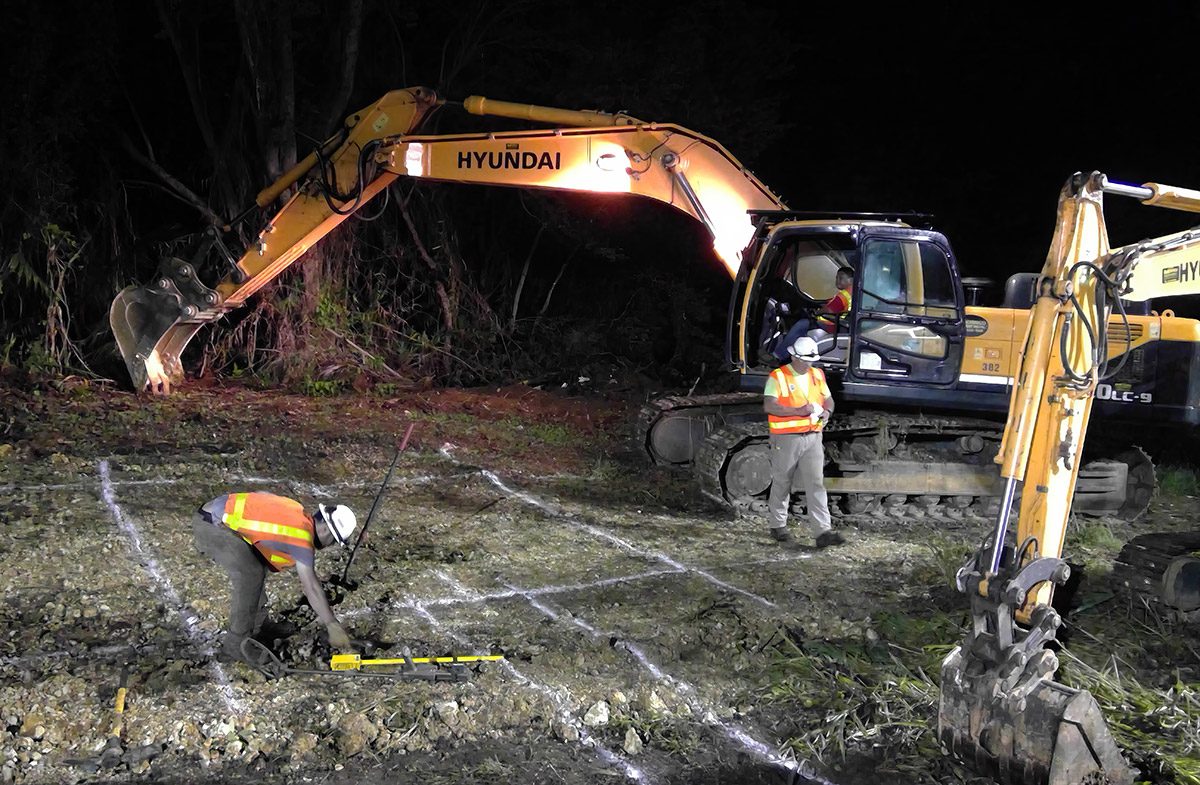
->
<box><xmin>112</xmin><ymin>4</ymin><xmax>1200</xmax><ymax>252</ymax></box>
<box><xmin>759</xmin><ymin>4</ymin><xmax>1200</xmax><ymax>291</ymax></box>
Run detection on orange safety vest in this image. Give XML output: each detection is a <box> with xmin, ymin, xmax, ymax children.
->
<box><xmin>221</xmin><ymin>492</ymin><xmax>315</xmax><ymax>572</ymax></box>
<box><xmin>817</xmin><ymin>288</ymin><xmax>852</xmax><ymax>331</ymax></box>
<box><xmin>767</xmin><ymin>365</ymin><xmax>830</xmax><ymax>435</ymax></box>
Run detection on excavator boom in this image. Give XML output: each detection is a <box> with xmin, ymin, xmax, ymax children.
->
<box><xmin>109</xmin><ymin>86</ymin><xmax>783</xmax><ymax>394</ymax></box>
<box><xmin>940</xmin><ymin>172</ymin><xmax>1200</xmax><ymax>785</ymax></box>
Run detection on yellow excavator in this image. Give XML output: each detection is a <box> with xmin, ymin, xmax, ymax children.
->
<box><xmin>109</xmin><ymin>85</ymin><xmax>1200</xmax><ymax>785</ymax></box>
<box><xmin>110</xmin><ymin>86</ymin><xmax>1200</xmax><ymax>529</ymax></box>
<box><xmin>939</xmin><ymin>171</ymin><xmax>1200</xmax><ymax>785</ymax></box>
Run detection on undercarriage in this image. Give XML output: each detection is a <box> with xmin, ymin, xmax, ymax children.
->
<box><xmin>639</xmin><ymin>394</ymin><xmax>1157</xmax><ymax>523</ymax></box>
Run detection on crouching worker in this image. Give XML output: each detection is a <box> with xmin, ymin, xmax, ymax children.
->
<box><xmin>193</xmin><ymin>491</ymin><xmax>357</xmax><ymax>663</ymax></box>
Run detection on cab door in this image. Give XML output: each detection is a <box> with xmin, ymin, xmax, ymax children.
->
<box><xmin>847</xmin><ymin>229</ymin><xmax>965</xmax><ymax>386</ymax></box>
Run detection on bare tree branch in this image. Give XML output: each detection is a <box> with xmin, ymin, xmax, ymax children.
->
<box><xmin>510</xmin><ymin>224</ymin><xmax>544</xmax><ymax>330</ymax></box>
<box><xmin>154</xmin><ymin>0</ymin><xmax>219</xmax><ymax>157</ymax></box>
<box><xmin>276</xmin><ymin>2</ymin><xmax>296</xmax><ymax>175</ymax></box>
<box><xmin>397</xmin><ymin>193</ymin><xmax>455</xmax><ymax>335</ymax></box>
<box><xmin>538</xmin><ymin>246</ymin><xmax>576</xmax><ymax>318</ymax></box>
<box><xmin>118</xmin><ymin>132</ymin><xmax>225</xmax><ymax>226</ymax></box>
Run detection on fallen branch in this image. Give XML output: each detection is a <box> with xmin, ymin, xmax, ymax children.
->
<box><xmin>323</xmin><ymin>326</ymin><xmax>406</xmax><ymax>381</ymax></box>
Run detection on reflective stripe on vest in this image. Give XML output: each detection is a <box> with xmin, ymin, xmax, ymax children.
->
<box><xmin>767</xmin><ymin>365</ymin><xmax>827</xmax><ymax>434</ymax></box>
<box><xmin>223</xmin><ymin>493</ymin><xmax>314</xmax><ymax>572</ymax></box>
<box><xmin>817</xmin><ymin>288</ymin><xmax>852</xmax><ymax>331</ymax></box>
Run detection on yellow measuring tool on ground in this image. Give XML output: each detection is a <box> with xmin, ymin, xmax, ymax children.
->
<box><xmin>241</xmin><ymin>639</ymin><xmax>502</xmax><ymax>682</ymax></box>
<box><xmin>327</xmin><ymin>648</ymin><xmax>504</xmax><ymax>682</ymax></box>
<box><xmin>330</xmin><ymin>653</ymin><xmax>505</xmax><ymax>670</ymax></box>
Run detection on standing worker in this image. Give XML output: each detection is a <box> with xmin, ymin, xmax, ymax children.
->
<box><xmin>193</xmin><ymin>491</ymin><xmax>359</xmax><ymax>662</ymax></box>
<box><xmin>763</xmin><ymin>336</ymin><xmax>846</xmax><ymax>547</ymax></box>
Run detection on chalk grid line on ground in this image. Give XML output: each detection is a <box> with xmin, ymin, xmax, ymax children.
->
<box><xmin>402</xmin><ymin>596</ymin><xmax>651</xmax><ymax>782</ymax></box>
<box><xmin>450</xmin><ymin>569</ymin><xmax>818</xmax><ymax>783</ymax></box>
<box><xmin>4</xmin><ymin>450</ymin><xmax>827</xmax><ymax>780</ymax></box>
<box><xmin>423</xmin><ymin>447</ymin><xmax>840</xmax><ymax>783</ymax></box>
<box><xmin>98</xmin><ymin>459</ymin><xmax>243</xmax><ymax>716</ymax></box>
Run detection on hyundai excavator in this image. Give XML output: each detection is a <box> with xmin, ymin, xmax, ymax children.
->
<box><xmin>110</xmin><ymin>87</ymin><xmax>1200</xmax><ymax>527</ymax></box>
<box><xmin>939</xmin><ymin>171</ymin><xmax>1200</xmax><ymax>785</ymax></box>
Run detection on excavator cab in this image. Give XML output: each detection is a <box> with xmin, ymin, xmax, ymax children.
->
<box><xmin>746</xmin><ymin>229</ymin><xmax>858</xmax><ymax>366</ymax></box>
<box><xmin>735</xmin><ymin>212</ymin><xmax>966</xmax><ymax>389</ymax></box>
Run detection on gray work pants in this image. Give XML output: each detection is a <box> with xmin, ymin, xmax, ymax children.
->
<box><xmin>192</xmin><ymin>514</ymin><xmax>268</xmax><ymax>658</ymax></box>
<box><xmin>767</xmin><ymin>431</ymin><xmax>832</xmax><ymax>534</ymax></box>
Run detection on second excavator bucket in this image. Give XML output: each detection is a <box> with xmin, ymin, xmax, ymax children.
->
<box><xmin>940</xmin><ymin>542</ymin><xmax>1136</xmax><ymax>785</ymax></box>
<box><xmin>939</xmin><ymin>649</ymin><xmax>1135</xmax><ymax>785</ymax></box>
<box><xmin>110</xmin><ymin>257</ymin><xmax>216</xmax><ymax>393</ymax></box>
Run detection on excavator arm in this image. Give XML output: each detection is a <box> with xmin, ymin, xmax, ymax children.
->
<box><xmin>110</xmin><ymin>87</ymin><xmax>439</xmax><ymax>393</ymax></box>
<box><xmin>939</xmin><ymin>172</ymin><xmax>1200</xmax><ymax>785</ymax></box>
<box><xmin>110</xmin><ymin>87</ymin><xmax>783</xmax><ymax>393</ymax></box>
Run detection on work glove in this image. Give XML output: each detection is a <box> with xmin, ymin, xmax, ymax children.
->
<box><xmin>808</xmin><ymin>402</ymin><xmax>824</xmax><ymax>420</ymax></box>
<box><xmin>326</xmin><ymin>621</ymin><xmax>354</xmax><ymax>652</ymax></box>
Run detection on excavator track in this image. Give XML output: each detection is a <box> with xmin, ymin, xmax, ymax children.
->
<box><xmin>636</xmin><ymin>392</ymin><xmax>764</xmax><ymax>468</ymax></box>
<box><xmin>644</xmin><ymin>396</ymin><xmax>1157</xmax><ymax>524</ymax></box>
<box><xmin>691</xmin><ymin>416</ymin><xmax>1002</xmax><ymax>526</ymax></box>
<box><xmin>1114</xmin><ymin>531</ymin><xmax>1200</xmax><ymax>621</ymax></box>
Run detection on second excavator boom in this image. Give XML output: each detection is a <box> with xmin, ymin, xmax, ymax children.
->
<box><xmin>939</xmin><ymin>171</ymin><xmax>1200</xmax><ymax>784</ymax></box>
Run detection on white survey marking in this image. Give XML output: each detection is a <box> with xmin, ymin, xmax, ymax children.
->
<box><xmin>98</xmin><ymin>460</ymin><xmax>241</xmax><ymax>715</ymax></box>
<box><xmin>477</xmin><ymin>572</ymin><xmax>819</xmax><ymax>781</ymax></box>
<box><xmin>403</xmin><ymin>599</ymin><xmax>648</xmax><ymax>782</ymax></box>
<box><xmin>452</xmin><ymin>455</ymin><xmax>776</xmax><ymax>609</ymax></box>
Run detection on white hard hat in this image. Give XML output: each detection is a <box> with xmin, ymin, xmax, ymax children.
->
<box><xmin>787</xmin><ymin>336</ymin><xmax>821</xmax><ymax>361</ymax></box>
<box><xmin>317</xmin><ymin>503</ymin><xmax>358</xmax><ymax>546</ymax></box>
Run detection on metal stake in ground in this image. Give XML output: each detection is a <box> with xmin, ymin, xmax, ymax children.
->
<box><xmin>338</xmin><ymin>422</ymin><xmax>415</xmax><ymax>589</ymax></box>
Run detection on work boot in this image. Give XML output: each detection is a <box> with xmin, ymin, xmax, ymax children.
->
<box><xmin>769</xmin><ymin>527</ymin><xmax>793</xmax><ymax>543</ymax></box>
<box><xmin>815</xmin><ymin>530</ymin><xmax>845</xmax><ymax>549</ymax></box>
<box><xmin>217</xmin><ymin>633</ymin><xmax>249</xmax><ymax>664</ymax></box>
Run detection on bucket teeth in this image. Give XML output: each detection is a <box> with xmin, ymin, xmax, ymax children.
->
<box><xmin>940</xmin><ymin>648</ymin><xmax>1135</xmax><ymax>785</ymax></box>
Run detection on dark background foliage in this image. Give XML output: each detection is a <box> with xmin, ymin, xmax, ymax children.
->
<box><xmin>2</xmin><ymin>1</ymin><xmax>1199</xmax><ymax>391</ymax></box>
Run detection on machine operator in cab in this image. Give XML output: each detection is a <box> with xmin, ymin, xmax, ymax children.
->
<box><xmin>772</xmin><ymin>266</ymin><xmax>855</xmax><ymax>362</ymax></box>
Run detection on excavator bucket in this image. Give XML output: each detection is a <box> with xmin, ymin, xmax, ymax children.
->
<box><xmin>939</xmin><ymin>648</ymin><xmax>1135</xmax><ymax>785</ymax></box>
<box><xmin>109</xmin><ymin>275</ymin><xmax>206</xmax><ymax>394</ymax></box>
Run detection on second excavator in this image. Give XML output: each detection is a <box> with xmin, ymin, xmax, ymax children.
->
<box><xmin>110</xmin><ymin>87</ymin><xmax>1200</xmax><ymax>527</ymax></box>
<box><xmin>940</xmin><ymin>171</ymin><xmax>1200</xmax><ymax>785</ymax></box>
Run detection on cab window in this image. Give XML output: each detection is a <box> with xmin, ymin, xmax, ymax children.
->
<box><xmin>860</xmin><ymin>239</ymin><xmax>957</xmax><ymax>318</ymax></box>
<box><xmin>859</xmin><ymin>319</ymin><xmax>948</xmax><ymax>359</ymax></box>
<box><xmin>788</xmin><ymin>242</ymin><xmax>845</xmax><ymax>301</ymax></box>
<box><xmin>764</xmin><ymin>238</ymin><xmax>855</xmax><ymax>300</ymax></box>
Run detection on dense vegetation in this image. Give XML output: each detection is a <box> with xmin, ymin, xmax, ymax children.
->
<box><xmin>0</xmin><ymin>1</ymin><xmax>804</xmax><ymax>393</ymax></box>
